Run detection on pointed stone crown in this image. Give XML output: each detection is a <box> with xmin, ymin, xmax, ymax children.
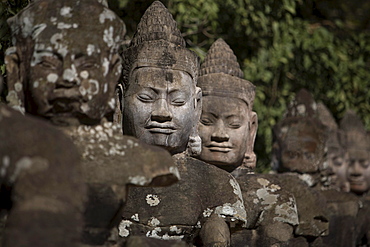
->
<box><xmin>275</xmin><ymin>89</ymin><xmax>327</xmax><ymax>151</ymax></box>
<box><xmin>284</xmin><ymin>89</ymin><xmax>318</xmax><ymax>119</ymax></box>
<box><xmin>316</xmin><ymin>103</ymin><xmax>343</xmax><ymax>152</ymax></box>
<box><xmin>340</xmin><ymin>110</ymin><xmax>369</xmax><ymax>154</ymax></box>
<box><xmin>317</xmin><ymin>102</ymin><xmax>337</xmax><ymax>131</ymax></box>
<box><xmin>198</xmin><ymin>38</ymin><xmax>255</xmax><ymax>108</ymax></box>
<box><xmin>130</xmin><ymin>1</ymin><xmax>185</xmax><ymax>47</ymax></box>
<box><xmin>200</xmin><ymin>38</ymin><xmax>244</xmax><ymax>78</ymax></box>
<box><xmin>121</xmin><ymin>1</ymin><xmax>198</xmax><ymax>89</ymax></box>
<box><xmin>8</xmin><ymin>0</ymin><xmax>125</xmax><ymax>51</ymax></box>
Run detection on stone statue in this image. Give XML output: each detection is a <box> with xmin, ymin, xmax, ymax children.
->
<box><xmin>272</xmin><ymin>90</ymin><xmax>330</xmax><ymax>245</ymax></box>
<box><xmin>339</xmin><ymin>110</ymin><xmax>370</xmax><ymax>246</ymax></box>
<box><xmin>317</xmin><ymin>102</ymin><xmax>349</xmax><ymax>191</ymax></box>
<box><xmin>276</xmin><ymin>92</ymin><xmax>365</xmax><ymax>247</ymax></box>
<box><xmin>340</xmin><ymin>110</ymin><xmax>370</xmax><ymax>195</ymax></box>
<box><xmin>6</xmin><ymin>0</ymin><xmax>123</xmax><ymax>126</ymax></box>
<box><xmin>195</xmin><ymin>38</ymin><xmax>258</xmax><ymax>173</ymax></box>
<box><xmin>118</xmin><ymin>2</ymin><xmax>247</xmax><ymax>246</ymax></box>
<box><xmin>1</xmin><ymin>74</ymin><xmax>86</xmax><ymax>246</ymax></box>
<box><xmin>315</xmin><ymin>104</ymin><xmax>360</xmax><ymax>247</ymax></box>
<box><xmin>272</xmin><ymin>89</ymin><xmax>327</xmax><ymax>184</ymax></box>
<box><xmin>194</xmin><ymin>38</ymin><xmax>302</xmax><ymax>247</ymax></box>
<box><xmin>119</xmin><ymin>2</ymin><xmax>201</xmax><ymax>156</ymax></box>
<box><xmin>4</xmin><ymin>0</ymin><xmax>180</xmax><ymax>245</ymax></box>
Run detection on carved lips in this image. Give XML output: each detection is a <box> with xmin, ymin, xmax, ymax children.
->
<box><xmin>205</xmin><ymin>142</ymin><xmax>232</xmax><ymax>153</ymax></box>
<box><xmin>348</xmin><ymin>177</ymin><xmax>365</xmax><ymax>185</ymax></box>
<box><xmin>145</xmin><ymin>123</ymin><xmax>177</xmax><ymax>134</ymax></box>
<box><xmin>49</xmin><ymin>87</ymin><xmax>82</xmax><ymax>100</ymax></box>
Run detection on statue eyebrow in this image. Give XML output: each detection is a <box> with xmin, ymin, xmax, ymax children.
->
<box><xmin>35</xmin><ymin>50</ymin><xmax>62</xmax><ymax>60</ymax></box>
<box><xmin>139</xmin><ymin>86</ymin><xmax>159</xmax><ymax>94</ymax></box>
<box><xmin>225</xmin><ymin>114</ymin><xmax>240</xmax><ymax>119</ymax></box>
<box><xmin>203</xmin><ymin>112</ymin><xmax>218</xmax><ymax>119</ymax></box>
<box><xmin>74</xmin><ymin>53</ymin><xmax>87</xmax><ymax>59</ymax></box>
<box><xmin>167</xmin><ymin>88</ymin><xmax>180</xmax><ymax>93</ymax></box>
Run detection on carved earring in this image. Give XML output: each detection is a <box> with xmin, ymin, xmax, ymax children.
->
<box><xmin>5</xmin><ymin>47</ymin><xmax>25</xmax><ymax>114</ymax></box>
<box><xmin>187</xmin><ymin>134</ymin><xmax>202</xmax><ymax>156</ymax></box>
<box><xmin>113</xmin><ymin>84</ymin><xmax>124</xmax><ymax>126</ymax></box>
<box><xmin>241</xmin><ymin>152</ymin><xmax>256</xmax><ymax>172</ymax></box>
<box><xmin>231</xmin><ymin>153</ymin><xmax>256</xmax><ymax>178</ymax></box>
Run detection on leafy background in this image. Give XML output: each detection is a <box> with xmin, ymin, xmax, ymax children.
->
<box><xmin>1</xmin><ymin>0</ymin><xmax>369</xmax><ymax>172</ymax></box>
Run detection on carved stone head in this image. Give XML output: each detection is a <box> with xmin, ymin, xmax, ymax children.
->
<box><xmin>195</xmin><ymin>38</ymin><xmax>257</xmax><ymax>172</ymax></box>
<box><xmin>340</xmin><ymin>110</ymin><xmax>370</xmax><ymax>194</ymax></box>
<box><xmin>119</xmin><ymin>1</ymin><xmax>201</xmax><ymax>155</ymax></box>
<box><xmin>274</xmin><ymin>117</ymin><xmax>327</xmax><ymax>174</ymax></box>
<box><xmin>273</xmin><ymin>90</ymin><xmax>327</xmax><ymax>174</ymax></box>
<box><xmin>5</xmin><ymin>0</ymin><xmax>125</xmax><ymax>125</ymax></box>
<box><xmin>317</xmin><ymin>102</ymin><xmax>348</xmax><ymax>190</ymax></box>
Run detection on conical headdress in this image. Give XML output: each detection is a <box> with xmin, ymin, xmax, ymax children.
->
<box><xmin>197</xmin><ymin>38</ymin><xmax>255</xmax><ymax>108</ymax></box>
<box><xmin>121</xmin><ymin>1</ymin><xmax>198</xmax><ymax>88</ymax></box>
<box><xmin>316</xmin><ymin>102</ymin><xmax>342</xmax><ymax>152</ymax></box>
<box><xmin>317</xmin><ymin>102</ymin><xmax>337</xmax><ymax>131</ymax></box>
<box><xmin>7</xmin><ymin>0</ymin><xmax>125</xmax><ymax>50</ymax></box>
<box><xmin>130</xmin><ymin>1</ymin><xmax>185</xmax><ymax>47</ymax></box>
<box><xmin>284</xmin><ymin>89</ymin><xmax>318</xmax><ymax>119</ymax></box>
<box><xmin>272</xmin><ymin>90</ymin><xmax>328</xmax><ymax>172</ymax></box>
<box><xmin>200</xmin><ymin>38</ymin><xmax>244</xmax><ymax>78</ymax></box>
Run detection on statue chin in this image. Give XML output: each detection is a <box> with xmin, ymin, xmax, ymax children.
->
<box><xmin>136</xmin><ymin>131</ymin><xmax>188</xmax><ymax>155</ymax></box>
<box><xmin>197</xmin><ymin>155</ymin><xmax>241</xmax><ymax>173</ymax></box>
<box><xmin>349</xmin><ymin>182</ymin><xmax>368</xmax><ymax>194</ymax></box>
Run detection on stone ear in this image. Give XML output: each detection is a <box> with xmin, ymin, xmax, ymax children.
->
<box><xmin>187</xmin><ymin>86</ymin><xmax>202</xmax><ymax>156</ymax></box>
<box><xmin>249</xmin><ymin>111</ymin><xmax>258</xmax><ymax>149</ymax></box>
<box><xmin>5</xmin><ymin>46</ymin><xmax>25</xmax><ymax>114</ymax></box>
<box><xmin>195</xmin><ymin>86</ymin><xmax>202</xmax><ymax>119</ymax></box>
<box><xmin>108</xmin><ymin>53</ymin><xmax>122</xmax><ymax>85</ymax></box>
<box><xmin>113</xmin><ymin>84</ymin><xmax>124</xmax><ymax>126</ymax></box>
<box><xmin>186</xmin><ymin>134</ymin><xmax>202</xmax><ymax>156</ymax></box>
<box><xmin>243</xmin><ymin>111</ymin><xmax>258</xmax><ymax>170</ymax></box>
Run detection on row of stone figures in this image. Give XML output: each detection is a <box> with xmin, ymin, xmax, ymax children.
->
<box><xmin>0</xmin><ymin>0</ymin><xmax>369</xmax><ymax>246</ymax></box>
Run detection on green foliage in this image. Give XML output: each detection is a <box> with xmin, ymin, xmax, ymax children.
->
<box><xmin>1</xmin><ymin>0</ymin><xmax>30</xmax><ymax>99</ymax></box>
<box><xmin>163</xmin><ymin>0</ymin><xmax>370</xmax><ymax>172</ymax></box>
<box><xmin>167</xmin><ymin>0</ymin><xmax>219</xmax><ymax>52</ymax></box>
<box><xmin>224</xmin><ymin>0</ymin><xmax>370</xmax><ymax>172</ymax></box>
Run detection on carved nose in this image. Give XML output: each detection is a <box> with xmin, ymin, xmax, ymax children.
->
<box><xmin>326</xmin><ymin>166</ymin><xmax>334</xmax><ymax>175</ymax></box>
<box><xmin>211</xmin><ymin>122</ymin><xmax>229</xmax><ymax>142</ymax></box>
<box><xmin>151</xmin><ymin>99</ymin><xmax>172</xmax><ymax>122</ymax></box>
<box><xmin>349</xmin><ymin>160</ymin><xmax>362</xmax><ymax>176</ymax></box>
<box><xmin>58</xmin><ymin>67</ymin><xmax>78</xmax><ymax>87</ymax></box>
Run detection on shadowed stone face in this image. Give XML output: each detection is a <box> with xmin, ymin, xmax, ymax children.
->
<box><xmin>275</xmin><ymin>119</ymin><xmax>326</xmax><ymax>174</ymax></box>
<box><xmin>123</xmin><ymin>67</ymin><xmax>199</xmax><ymax>154</ymax></box>
<box><xmin>327</xmin><ymin>149</ymin><xmax>348</xmax><ymax>189</ymax></box>
<box><xmin>5</xmin><ymin>0</ymin><xmax>124</xmax><ymax>125</ymax></box>
<box><xmin>198</xmin><ymin>96</ymin><xmax>250</xmax><ymax>171</ymax></box>
<box><xmin>324</xmin><ymin>131</ymin><xmax>349</xmax><ymax>190</ymax></box>
<box><xmin>340</xmin><ymin>110</ymin><xmax>370</xmax><ymax>194</ymax></box>
<box><xmin>316</xmin><ymin>103</ymin><xmax>348</xmax><ymax>190</ymax></box>
<box><xmin>273</xmin><ymin>90</ymin><xmax>327</xmax><ymax>176</ymax></box>
<box><xmin>346</xmin><ymin>149</ymin><xmax>370</xmax><ymax>194</ymax></box>
<box><xmin>28</xmin><ymin>37</ymin><xmax>120</xmax><ymax>123</ymax></box>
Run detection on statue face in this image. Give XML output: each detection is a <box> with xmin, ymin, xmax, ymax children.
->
<box><xmin>346</xmin><ymin>150</ymin><xmax>370</xmax><ymax>194</ymax></box>
<box><xmin>26</xmin><ymin>35</ymin><xmax>120</xmax><ymax>123</ymax></box>
<box><xmin>327</xmin><ymin>151</ymin><xmax>348</xmax><ymax>190</ymax></box>
<box><xmin>280</xmin><ymin>130</ymin><xmax>321</xmax><ymax>173</ymax></box>
<box><xmin>197</xmin><ymin>96</ymin><xmax>251</xmax><ymax>171</ymax></box>
<box><xmin>122</xmin><ymin>67</ymin><xmax>200</xmax><ymax>155</ymax></box>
